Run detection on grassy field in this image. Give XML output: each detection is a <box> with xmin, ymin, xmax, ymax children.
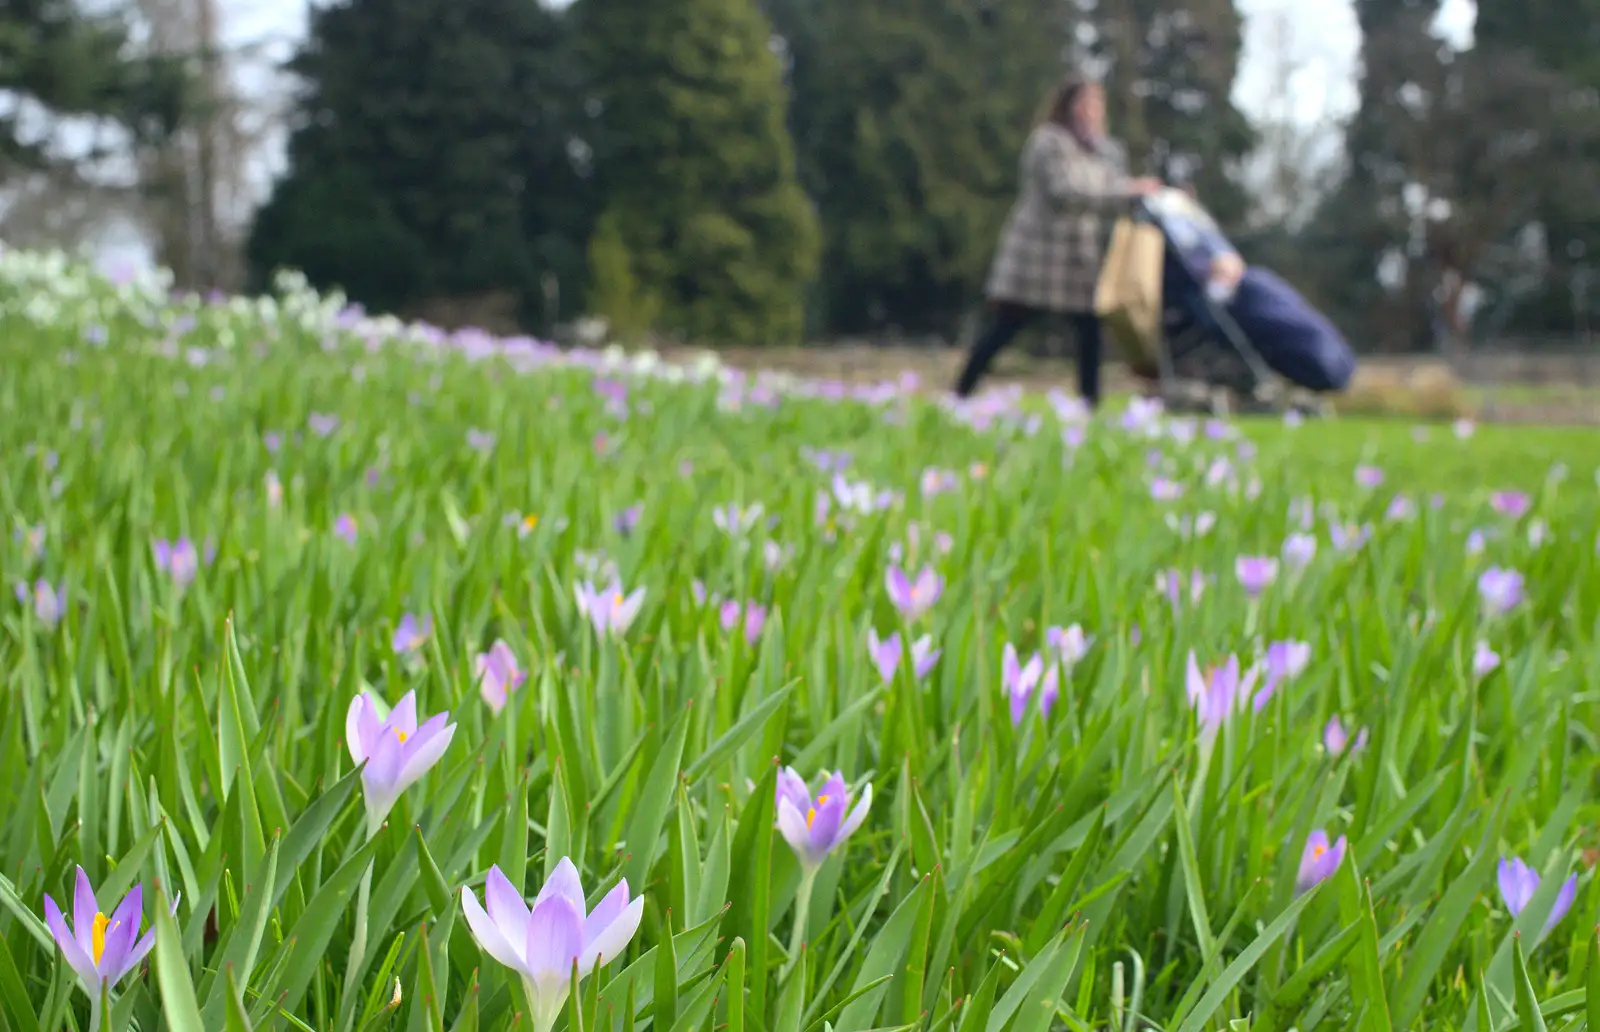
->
<box><xmin>4</xmin><ymin>250</ymin><xmax>1600</xmax><ymax>1032</ymax></box>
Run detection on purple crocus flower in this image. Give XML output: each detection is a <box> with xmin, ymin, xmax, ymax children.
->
<box><xmin>345</xmin><ymin>690</ymin><xmax>456</xmax><ymax>833</ymax></box>
<box><xmin>333</xmin><ymin>514</ymin><xmax>358</xmax><ymax>544</ymax></box>
<box><xmin>718</xmin><ymin>600</ymin><xmax>766</xmax><ymax>644</ymax></box>
<box><xmin>1385</xmin><ymin>495</ymin><xmax>1415</xmax><ymax>522</ymax></box>
<box><xmin>908</xmin><ymin>635</ymin><xmax>940</xmax><ymax>681</ymax></box>
<box><xmin>152</xmin><ymin>538</ymin><xmax>200</xmax><ymax>588</ymax></box>
<box><xmin>1235</xmin><ymin>556</ymin><xmax>1279</xmax><ymax>598</ymax></box>
<box><xmin>476</xmin><ymin>640</ymin><xmax>526</xmax><ymax>715</ymax></box>
<box><xmin>867</xmin><ymin>628</ymin><xmax>902</xmax><ymax>684</ymax></box>
<box><xmin>263</xmin><ymin>431</ymin><xmax>284</xmax><ymax>453</ymax></box>
<box><xmin>1186</xmin><ymin>651</ymin><xmax>1255</xmax><ymax>736</ymax></box>
<box><xmin>392</xmin><ymin>613</ymin><xmax>432</xmax><ymax>655</ymax></box>
<box><xmin>1354</xmin><ymin>465</ymin><xmax>1383</xmax><ymax>489</ymax></box>
<box><xmin>1283</xmin><ymin>533</ymin><xmax>1317</xmax><ymax>571</ymax></box>
<box><xmin>1498</xmin><ymin>857</ymin><xmax>1576</xmax><ymax>933</ymax></box>
<box><xmin>43</xmin><ymin>868</ymin><xmax>178</xmax><ymax>1000</ymax></box>
<box><xmin>1158</xmin><ymin>568</ymin><xmax>1207</xmax><ymax>609</ymax></box>
<box><xmin>920</xmin><ymin>468</ymin><xmax>960</xmax><ymax>496</ymax></box>
<box><xmin>712</xmin><ymin>503</ymin><xmax>764</xmax><ymax>537</ymax></box>
<box><xmin>461</xmin><ymin>859</ymin><xmax>643</xmax><ymax>1032</ymax></box>
<box><xmin>1296</xmin><ymin>831</ymin><xmax>1347</xmax><ymax>893</ymax></box>
<box><xmin>1003</xmin><ymin>643</ymin><xmax>1060</xmax><ymax>726</ymax></box>
<box><xmin>775</xmin><ymin>767</ymin><xmax>873</xmax><ymax>870</ymax></box>
<box><xmin>1454</xmin><ymin>418</ymin><xmax>1476</xmax><ymax>438</ymax></box>
<box><xmin>1323</xmin><ymin>716</ymin><xmax>1369</xmax><ymax>757</ymax></box>
<box><xmin>574</xmin><ymin>580</ymin><xmax>646</xmax><ymax>637</ymax></box>
<box><xmin>1330</xmin><ymin>522</ymin><xmax>1373</xmax><ymax>552</ymax></box>
<box><xmin>1046</xmin><ymin>624</ymin><xmax>1090</xmax><ymax>668</ymax></box>
<box><xmin>1466</xmin><ymin>529</ymin><xmax>1487</xmax><ymax>556</ymax></box>
<box><xmin>614</xmin><ymin>504</ymin><xmax>642</xmax><ymax>537</ymax></box>
<box><xmin>1253</xmin><ymin>640</ymin><xmax>1311</xmax><ymax>711</ymax></box>
<box><xmin>15</xmin><ymin>579</ymin><xmax>63</xmax><ymax>628</ymax></box>
<box><xmin>1478</xmin><ymin>567</ymin><xmax>1524</xmax><ymax>615</ymax></box>
<box><xmin>467</xmin><ymin>428</ymin><xmax>497</xmax><ymax>453</ymax></box>
<box><xmin>1149</xmin><ymin>477</ymin><xmax>1184</xmax><ymax>502</ymax></box>
<box><xmin>308</xmin><ymin>412</ymin><xmax>340</xmax><ymax>437</ymax></box>
<box><xmin>1490</xmin><ymin>491</ymin><xmax>1530</xmax><ymax>518</ymax></box>
<box><xmin>885</xmin><ymin>564</ymin><xmax>943</xmax><ymax>620</ymax></box>
<box><xmin>1473</xmin><ymin>640</ymin><xmax>1501</xmax><ymax>679</ymax></box>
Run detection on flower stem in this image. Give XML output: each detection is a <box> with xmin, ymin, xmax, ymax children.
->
<box><xmin>88</xmin><ymin>989</ymin><xmax>103</xmax><ymax>1032</ymax></box>
<box><xmin>782</xmin><ymin>866</ymin><xmax>818</xmax><ymax>981</ymax></box>
<box><xmin>338</xmin><ymin>862</ymin><xmax>376</xmax><ymax>1032</ymax></box>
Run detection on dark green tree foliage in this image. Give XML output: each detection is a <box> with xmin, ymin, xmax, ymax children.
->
<box><xmin>575</xmin><ymin>0</ymin><xmax>819</xmax><ymax>346</ymax></box>
<box><xmin>0</xmin><ymin>0</ymin><xmax>185</xmax><ymax>175</ymax></box>
<box><xmin>1093</xmin><ymin>0</ymin><xmax>1256</xmax><ymax>227</ymax></box>
<box><xmin>1471</xmin><ymin>0</ymin><xmax>1600</xmax><ymax>333</ymax></box>
<box><xmin>247</xmin><ymin>0</ymin><xmax>586</xmax><ymax>324</ymax></box>
<box><xmin>768</xmin><ymin>0</ymin><xmax>1065</xmax><ymax>337</ymax></box>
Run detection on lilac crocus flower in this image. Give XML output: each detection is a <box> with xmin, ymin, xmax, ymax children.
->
<box><xmin>886</xmin><ymin>564</ymin><xmax>943</xmax><ymax>620</ymax></box>
<box><xmin>334</xmin><ymin>514</ymin><xmax>358</xmax><ymax>544</ymax></box>
<box><xmin>1235</xmin><ymin>556</ymin><xmax>1279</xmax><ymax>598</ymax></box>
<box><xmin>346</xmin><ymin>690</ymin><xmax>457</xmax><ymax>833</ymax></box>
<box><xmin>263</xmin><ymin>431</ymin><xmax>284</xmax><ymax>453</ymax></box>
<box><xmin>1477</xmin><ymin>567</ymin><xmax>1524</xmax><ymax>616</ymax></box>
<box><xmin>1490</xmin><ymin>491</ymin><xmax>1530</xmax><ymax>518</ymax></box>
<box><xmin>1253</xmin><ymin>640</ymin><xmax>1311</xmax><ymax>711</ymax></box>
<box><xmin>152</xmin><ymin>538</ymin><xmax>200</xmax><ymax>588</ymax></box>
<box><xmin>719</xmin><ymin>600</ymin><xmax>766</xmax><ymax>644</ymax></box>
<box><xmin>1186</xmin><ymin>652</ymin><xmax>1255</xmax><ymax>736</ymax></box>
<box><xmin>15</xmin><ymin>579</ymin><xmax>63</xmax><ymax>628</ymax></box>
<box><xmin>1454</xmin><ymin>418</ymin><xmax>1476</xmax><ymax>438</ymax></box>
<box><xmin>1354</xmin><ymin>465</ymin><xmax>1383</xmax><ymax>489</ymax></box>
<box><xmin>1385</xmin><ymin>495</ymin><xmax>1415</xmax><ymax>522</ymax></box>
<box><xmin>43</xmin><ymin>868</ymin><xmax>178</xmax><ymax>1000</ymax></box>
<box><xmin>920</xmin><ymin>468</ymin><xmax>960</xmax><ymax>496</ymax></box>
<box><xmin>308</xmin><ymin>412</ymin><xmax>340</xmax><ymax>437</ymax></box>
<box><xmin>1149</xmin><ymin>477</ymin><xmax>1184</xmax><ymax>502</ymax></box>
<box><xmin>1473</xmin><ymin>640</ymin><xmax>1501</xmax><ymax>679</ymax></box>
<box><xmin>1283</xmin><ymin>533</ymin><xmax>1317</xmax><ymax>571</ymax></box>
<box><xmin>1003</xmin><ymin>643</ymin><xmax>1060</xmax><ymax>726</ymax></box>
<box><xmin>1498</xmin><ymin>857</ymin><xmax>1576</xmax><ymax>933</ymax></box>
<box><xmin>264</xmin><ymin>470</ymin><xmax>284</xmax><ymax>508</ymax></box>
<box><xmin>392</xmin><ymin>613</ymin><xmax>432</xmax><ymax>655</ymax></box>
<box><xmin>1322</xmin><ymin>717</ymin><xmax>1369</xmax><ymax>757</ymax></box>
<box><xmin>712</xmin><ymin>502</ymin><xmax>764</xmax><ymax>537</ymax></box>
<box><xmin>1158</xmin><ymin>568</ymin><xmax>1207</xmax><ymax>608</ymax></box>
<box><xmin>574</xmin><ymin>580</ymin><xmax>646</xmax><ymax>637</ymax></box>
<box><xmin>614</xmin><ymin>504</ymin><xmax>642</xmax><ymax>537</ymax></box>
<box><xmin>461</xmin><ymin>859</ymin><xmax>644</xmax><ymax>1032</ymax></box>
<box><xmin>476</xmin><ymin>640</ymin><xmax>526</xmax><ymax>715</ymax></box>
<box><xmin>867</xmin><ymin>628</ymin><xmax>902</xmax><ymax>684</ymax></box>
<box><xmin>1466</xmin><ymin>529</ymin><xmax>1487</xmax><ymax>556</ymax></box>
<box><xmin>775</xmin><ymin>768</ymin><xmax>873</xmax><ymax>870</ymax></box>
<box><xmin>1046</xmin><ymin>624</ymin><xmax>1091</xmax><ymax>668</ymax></box>
<box><xmin>1329</xmin><ymin>522</ymin><xmax>1373</xmax><ymax>552</ymax></box>
<box><xmin>466</xmin><ymin>428</ymin><xmax>496</xmax><ymax>453</ymax></box>
<box><xmin>1296</xmin><ymin>831</ymin><xmax>1347</xmax><ymax>893</ymax></box>
<box><xmin>909</xmin><ymin>635</ymin><xmax>940</xmax><ymax>680</ymax></box>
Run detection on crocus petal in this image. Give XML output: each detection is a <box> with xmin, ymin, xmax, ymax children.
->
<box><xmin>395</xmin><ymin>717</ymin><xmax>455</xmax><ymax>791</ymax></box>
<box><xmin>98</xmin><ymin>884</ymin><xmax>143</xmax><ymax>982</ymax></box>
<box><xmin>579</xmin><ymin>892</ymin><xmax>644</xmax><ymax>974</ymax></box>
<box><xmin>43</xmin><ymin>894</ymin><xmax>99</xmax><ymax>989</ymax></box>
<box><xmin>486</xmin><ymin>865</ymin><xmax>533</xmax><ymax>946</ymax></box>
<box><xmin>1546</xmin><ymin>874</ymin><xmax>1578</xmax><ymax>932</ymax></box>
<box><xmin>886</xmin><ymin>567</ymin><xmax>911</xmax><ymax>607</ymax></box>
<box><xmin>524</xmin><ymin>895</ymin><xmax>585</xmax><ymax>989</ymax></box>
<box><xmin>73</xmin><ymin>868</ymin><xmax>98</xmax><ymax>958</ymax></box>
<box><xmin>806</xmin><ymin>793</ymin><xmax>847</xmax><ymax>858</ymax></box>
<box><xmin>117</xmin><ymin>929</ymin><xmax>157</xmax><ymax>983</ymax></box>
<box><xmin>1185</xmin><ymin>652</ymin><xmax>1205</xmax><ymax>705</ymax></box>
<box><xmin>535</xmin><ymin>858</ymin><xmax>587</xmax><ymax>913</ymax></box>
<box><xmin>835</xmin><ymin>783</ymin><xmax>873</xmax><ymax>845</ymax></box>
<box><xmin>776</xmin><ymin>798</ymin><xmax>811</xmax><ymax>860</ymax></box>
<box><xmin>1498</xmin><ymin>858</ymin><xmax>1534</xmax><ymax>916</ymax></box>
<box><xmin>387</xmin><ymin>692</ymin><xmax>419</xmax><ymax>737</ymax></box>
<box><xmin>463</xmin><ymin>885</ymin><xmax>528</xmax><ymax>972</ymax></box>
<box><xmin>776</xmin><ymin>768</ymin><xmax>812</xmax><ymax>813</ymax></box>
<box><xmin>346</xmin><ymin>695</ymin><xmax>372</xmax><ymax>765</ymax></box>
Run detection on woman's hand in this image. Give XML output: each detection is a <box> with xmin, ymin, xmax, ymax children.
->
<box><xmin>1128</xmin><ymin>177</ymin><xmax>1164</xmax><ymax>196</ymax></box>
<box><xmin>1209</xmin><ymin>252</ymin><xmax>1245</xmax><ymax>289</ymax></box>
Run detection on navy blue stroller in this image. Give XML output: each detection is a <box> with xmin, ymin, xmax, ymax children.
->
<box><xmin>1128</xmin><ymin>189</ymin><xmax>1356</xmax><ymax>414</ymax></box>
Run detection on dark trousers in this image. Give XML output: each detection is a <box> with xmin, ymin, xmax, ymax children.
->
<box><xmin>953</xmin><ymin>303</ymin><xmax>1104</xmax><ymax>404</ymax></box>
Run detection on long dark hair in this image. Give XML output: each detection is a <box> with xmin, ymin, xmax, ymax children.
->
<box><xmin>1036</xmin><ymin>74</ymin><xmax>1103</xmax><ymax>152</ymax></box>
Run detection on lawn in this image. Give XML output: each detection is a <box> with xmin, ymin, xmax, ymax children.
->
<box><xmin>3</xmin><ymin>250</ymin><xmax>1600</xmax><ymax>1032</ymax></box>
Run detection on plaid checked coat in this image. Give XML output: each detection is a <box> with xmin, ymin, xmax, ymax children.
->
<box><xmin>985</xmin><ymin>124</ymin><xmax>1133</xmax><ymax>313</ymax></box>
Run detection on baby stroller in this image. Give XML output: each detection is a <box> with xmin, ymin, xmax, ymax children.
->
<box><xmin>1117</xmin><ymin>189</ymin><xmax>1356</xmax><ymax>415</ymax></box>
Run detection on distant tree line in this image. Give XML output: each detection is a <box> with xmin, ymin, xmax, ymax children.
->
<box><xmin>6</xmin><ymin>0</ymin><xmax>1599</xmax><ymax>351</ymax></box>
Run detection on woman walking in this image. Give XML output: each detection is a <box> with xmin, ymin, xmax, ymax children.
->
<box><xmin>953</xmin><ymin>74</ymin><xmax>1162</xmax><ymax>404</ymax></box>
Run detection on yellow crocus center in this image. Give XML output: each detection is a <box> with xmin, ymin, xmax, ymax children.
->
<box><xmin>805</xmin><ymin>807</ymin><xmax>816</xmax><ymax>828</ymax></box>
<box><xmin>1312</xmin><ymin>844</ymin><xmax>1326</xmax><ymax>859</ymax></box>
<box><xmin>611</xmin><ymin>592</ymin><xmax>624</xmax><ymax>610</ymax></box>
<box><xmin>395</xmin><ymin>728</ymin><xmax>409</xmax><ymax>744</ymax></box>
<box><xmin>522</xmin><ymin>514</ymin><xmax>538</xmax><ymax>530</ymax></box>
<box><xmin>92</xmin><ymin>912</ymin><xmax>110</xmax><ymax>965</ymax></box>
